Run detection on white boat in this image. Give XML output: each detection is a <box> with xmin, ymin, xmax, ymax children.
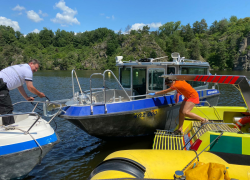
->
<box><xmin>0</xmin><ymin>101</ymin><xmax>62</xmax><ymax>180</ymax></box>
<box><xmin>58</xmin><ymin>52</ymin><xmax>220</xmax><ymax>139</ymax></box>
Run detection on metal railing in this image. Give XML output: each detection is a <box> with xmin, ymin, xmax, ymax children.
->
<box><xmin>89</xmin><ymin>70</ymin><xmax>131</xmax><ymax>114</ymax></box>
<box><xmin>182</xmin><ymin>122</ymin><xmax>241</xmax><ymax>150</ymax></box>
<box><xmin>71</xmin><ymin>69</ymin><xmax>132</xmax><ymax>114</ymax></box>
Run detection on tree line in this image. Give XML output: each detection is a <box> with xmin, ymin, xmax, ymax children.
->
<box><xmin>0</xmin><ymin>15</ymin><xmax>250</xmax><ymax>70</ymax></box>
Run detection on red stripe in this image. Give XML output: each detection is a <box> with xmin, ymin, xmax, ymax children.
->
<box><xmin>194</xmin><ymin>76</ymin><xmax>199</xmax><ymax>81</ymax></box>
<box><xmin>223</xmin><ymin>76</ymin><xmax>233</xmax><ymax>84</ymax></box>
<box><xmin>207</xmin><ymin>76</ymin><xmax>214</xmax><ymax>82</ymax></box>
<box><xmin>212</xmin><ymin>76</ymin><xmax>221</xmax><ymax>83</ymax></box>
<box><xmin>218</xmin><ymin>76</ymin><xmax>227</xmax><ymax>83</ymax></box>
<box><xmin>201</xmin><ymin>75</ymin><xmax>209</xmax><ymax>82</ymax></box>
<box><xmin>230</xmin><ymin>76</ymin><xmax>239</xmax><ymax>84</ymax></box>
<box><xmin>198</xmin><ymin>76</ymin><xmax>203</xmax><ymax>81</ymax></box>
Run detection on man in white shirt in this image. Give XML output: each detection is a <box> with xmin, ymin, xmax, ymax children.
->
<box><xmin>0</xmin><ymin>59</ymin><xmax>45</xmax><ymax>125</ymax></box>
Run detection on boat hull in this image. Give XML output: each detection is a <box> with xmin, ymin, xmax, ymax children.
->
<box><xmin>63</xmin><ymin>94</ymin><xmax>219</xmax><ymax>139</ymax></box>
<box><xmin>0</xmin><ymin>133</ymin><xmax>60</xmax><ymax>180</ymax></box>
<box><xmin>88</xmin><ymin>150</ymin><xmax>250</xmax><ymax>180</ymax></box>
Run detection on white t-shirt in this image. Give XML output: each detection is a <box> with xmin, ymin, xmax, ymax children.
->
<box><xmin>0</xmin><ymin>64</ymin><xmax>33</xmax><ymax>90</ymax></box>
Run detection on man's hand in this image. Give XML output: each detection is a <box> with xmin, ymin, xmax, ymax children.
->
<box><xmin>26</xmin><ymin>97</ymin><xmax>34</xmax><ymax>101</ymax></box>
<box><xmin>38</xmin><ymin>92</ymin><xmax>45</xmax><ymax>98</ymax></box>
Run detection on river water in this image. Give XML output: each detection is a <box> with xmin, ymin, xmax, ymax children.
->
<box><xmin>8</xmin><ymin>70</ymin><xmax>249</xmax><ymax>180</ymax></box>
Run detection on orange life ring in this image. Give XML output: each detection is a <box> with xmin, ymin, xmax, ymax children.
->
<box><xmin>236</xmin><ymin>116</ymin><xmax>250</xmax><ymax>129</ymax></box>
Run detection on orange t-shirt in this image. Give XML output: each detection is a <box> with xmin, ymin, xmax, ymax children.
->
<box><xmin>170</xmin><ymin>80</ymin><xmax>198</xmax><ymax>99</ymax></box>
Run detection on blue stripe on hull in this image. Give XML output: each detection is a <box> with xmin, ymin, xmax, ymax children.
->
<box><xmin>0</xmin><ymin>132</ymin><xmax>58</xmax><ymax>156</ymax></box>
<box><xmin>63</xmin><ymin>89</ymin><xmax>219</xmax><ymax>116</ymax></box>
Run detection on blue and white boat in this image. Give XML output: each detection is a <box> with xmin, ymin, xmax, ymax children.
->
<box><xmin>59</xmin><ymin>52</ymin><xmax>220</xmax><ymax>139</ymax></box>
<box><xmin>0</xmin><ymin>101</ymin><xmax>62</xmax><ymax>180</ymax></box>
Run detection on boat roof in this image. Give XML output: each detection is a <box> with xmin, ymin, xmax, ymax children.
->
<box><xmin>116</xmin><ymin>53</ymin><xmax>210</xmax><ymax>67</ymax></box>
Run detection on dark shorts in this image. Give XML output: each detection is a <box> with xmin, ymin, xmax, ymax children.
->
<box><xmin>0</xmin><ymin>78</ymin><xmax>15</xmax><ymax>125</ymax></box>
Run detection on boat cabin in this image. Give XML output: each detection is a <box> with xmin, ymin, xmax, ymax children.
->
<box><xmin>116</xmin><ymin>52</ymin><xmax>210</xmax><ymax>99</ymax></box>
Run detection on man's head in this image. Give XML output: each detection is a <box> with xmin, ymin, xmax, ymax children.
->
<box><xmin>165</xmin><ymin>78</ymin><xmax>173</xmax><ymax>86</ymax></box>
<box><xmin>28</xmin><ymin>59</ymin><xmax>40</xmax><ymax>73</ymax></box>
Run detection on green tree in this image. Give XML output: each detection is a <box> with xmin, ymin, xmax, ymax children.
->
<box><xmin>188</xmin><ymin>39</ymin><xmax>201</xmax><ymax>60</ymax></box>
<box><xmin>216</xmin><ymin>42</ymin><xmax>228</xmax><ymax>69</ymax></box>
<box><xmin>180</xmin><ymin>23</ymin><xmax>194</xmax><ymax>42</ymax></box>
<box><xmin>141</xmin><ymin>25</ymin><xmax>150</xmax><ymax>34</ymax></box>
<box><xmin>39</xmin><ymin>28</ymin><xmax>54</xmax><ymax>48</ymax></box>
<box><xmin>159</xmin><ymin>21</ymin><xmax>181</xmax><ymax>36</ymax></box>
<box><xmin>200</xmin><ymin>39</ymin><xmax>210</xmax><ymax>59</ymax></box>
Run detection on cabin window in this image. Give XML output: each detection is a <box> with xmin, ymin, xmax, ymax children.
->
<box><xmin>167</xmin><ymin>67</ymin><xmax>175</xmax><ymax>74</ymax></box>
<box><xmin>120</xmin><ymin>67</ymin><xmax>131</xmax><ymax>88</ymax></box>
<box><xmin>180</xmin><ymin>67</ymin><xmax>208</xmax><ymax>87</ymax></box>
<box><xmin>133</xmin><ymin>68</ymin><xmax>146</xmax><ymax>96</ymax></box>
<box><xmin>148</xmin><ymin>68</ymin><xmax>165</xmax><ymax>90</ymax></box>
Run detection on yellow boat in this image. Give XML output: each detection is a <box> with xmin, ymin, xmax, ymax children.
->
<box><xmin>89</xmin><ymin>150</ymin><xmax>250</xmax><ymax>180</ymax></box>
<box><xmin>88</xmin><ymin>75</ymin><xmax>250</xmax><ymax>180</ymax></box>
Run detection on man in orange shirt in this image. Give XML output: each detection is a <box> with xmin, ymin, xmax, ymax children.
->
<box><xmin>149</xmin><ymin>78</ymin><xmax>208</xmax><ymax>135</ymax></box>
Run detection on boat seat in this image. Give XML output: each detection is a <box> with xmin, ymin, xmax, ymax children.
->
<box><xmin>153</xmin><ymin>130</ymin><xmax>183</xmax><ymax>150</ymax></box>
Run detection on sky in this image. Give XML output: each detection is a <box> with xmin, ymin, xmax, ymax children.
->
<box><xmin>0</xmin><ymin>0</ymin><xmax>249</xmax><ymax>35</ymax></box>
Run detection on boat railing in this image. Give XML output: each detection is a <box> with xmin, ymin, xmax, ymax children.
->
<box><xmin>12</xmin><ymin>100</ymin><xmax>62</xmax><ymax>123</ymax></box>
<box><xmin>71</xmin><ymin>69</ymin><xmax>84</xmax><ymax>97</ymax></box>
<box><xmin>89</xmin><ymin>70</ymin><xmax>131</xmax><ymax>114</ymax></box>
<box><xmin>179</xmin><ymin>131</ymin><xmax>224</xmax><ymax>175</ymax></box>
<box><xmin>182</xmin><ymin>122</ymin><xmax>241</xmax><ymax>150</ymax></box>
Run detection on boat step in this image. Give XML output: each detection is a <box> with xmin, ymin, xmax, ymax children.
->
<box><xmin>192</xmin><ymin>121</ymin><xmax>239</xmax><ymax>139</ymax></box>
<box><xmin>153</xmin><ymin>130</ymin><xmax>183</xmax><ymax>150</ymax></box>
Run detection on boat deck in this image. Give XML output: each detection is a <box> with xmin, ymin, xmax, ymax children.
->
<box><xmin>153</xmin><ymin>121</ymin><xmax>240</xmax><ymax>150</ymax></box>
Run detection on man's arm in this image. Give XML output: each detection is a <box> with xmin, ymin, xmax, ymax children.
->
<box><xmin>155</xmin><ymin>88</ymin><xmax>175</xmax><ymax>95</ymax></box>
<box><xmin>17</xmin><ymin>86</ymin><xmax>34</xmax><ymax>101</ymax></box>
<box><xmin>25</xmin><ymin>81</ymin><xmax>45</xmax><ymax>98</ymax></box>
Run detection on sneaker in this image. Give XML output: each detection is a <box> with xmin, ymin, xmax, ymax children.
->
<box><xmin>172</xmin><ymin>130</ymin><xmax>183</xmax><ymax>135</ymax></box>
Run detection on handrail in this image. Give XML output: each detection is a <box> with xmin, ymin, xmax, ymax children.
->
<box><xmin>103</xmin><ymin>70</ymin><xmax>131</xmax><ymax>101</ymax></box>
<box><xmin>182</xmin><ymin>122</ymin><xmax>241</xmax><ymax>150</ymax></box>
<box><xmin>181</xmin><ymin>131</ymin><xmax>224</xmax><ymax>172</ymax></box>
<box><xmin>12</xmin><ymin>100</ymin><xmax>62</xmax><ymax>121</ymax></box>
<box><xmin>88</xmin><ymin>70</ymin><xmax>132</xmax><ymax>114</ymax></box>
<box><xmin>71</xmin><ymin>69</ymin><xmax>84</xmax><ymax>97</ymax></box>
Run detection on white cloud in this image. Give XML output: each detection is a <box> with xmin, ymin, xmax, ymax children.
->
<box><xmin>100</xmin><ymin>13</ymin><xmax>105</xmax><ymax>16</ymax></box>
<box><xmin>27</xmin><ymin>10</ymin><xmax>43</xmax><ymax>22</ymax></box>
<box><xmin>18</xmin><ymin>12</ymin><xmax>22</xmax><ymax>16</ymax></box>
<box><xmin>39</xmin><ymin>10</ymin><xmax>48</xmax><ymax>17</ymax></box>
<box><xmin>0</xmin><ymin>16</ymin><xmax>20</xmax><ymax>31</ymax></box>
<box><xmin>149</xmin><ymin>22</ymin><xmax>162</xmax><ymax>28</ymax></box>
<box><xmin>32</xmin><ymin>29</ymin><xmax>40</xmax><ymax>33</ymax></box>
<box><xmin>51</xmin><ymin>0</ymin><xmax>80</xmax><ymax>26</ymax></box>
<box><xmin>12</xmin><ymin>5</ymin><xmax>25</xmax><ymax>11</ymax></box>
<box><xmin>131</xmin><ymin>22</ymin><xmax>162</xmax><ymax>30</ymax></box>
<box><xmin>105</xmin><ymin>15</ymin><xmax>115</xmax><ymax>20</ymax></box>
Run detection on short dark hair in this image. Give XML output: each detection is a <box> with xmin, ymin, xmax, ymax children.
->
<box><xmin>165</xmin><ymin>78</ymin><xmax>173</xmax><ymax>84</ymax></box>
<box><xmin>29</xmin><ymin>59</ymin><xmax>40</xmax><ymax>65</ymax></box>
